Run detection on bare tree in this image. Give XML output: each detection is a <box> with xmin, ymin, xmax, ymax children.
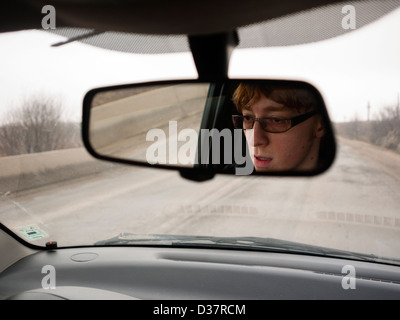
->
<box><xmin>0</xmin><ymin>97</ymin><xmax>81</xmax><ymax>156</ymax></box>
<box><xmin>335</xmin><ymin>102</ymin><xmax>400</xmax><ymax>154</ymax></box>
<box><xmin>375</xmin><ymin>105</ymin><xmax>400</xmax><ymax>129</ymax></box>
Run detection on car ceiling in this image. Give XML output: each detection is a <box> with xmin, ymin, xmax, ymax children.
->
<box><xmin>2</xmin><ymin>0</ymin><xmax>399</xmax><ymax>55</ymax></box>
<box><xmin>2</xmin><ymin>0</ymin><xmax>351</xmax><ymax>34</ymax></box>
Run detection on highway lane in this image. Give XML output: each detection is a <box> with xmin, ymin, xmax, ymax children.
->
<box><xmin>1</xmin><ymin>137</ymin><xmax>400</xmax><ymax>262</ymax></box>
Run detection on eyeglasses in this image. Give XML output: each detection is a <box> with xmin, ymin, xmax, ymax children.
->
<box><xmin>232</xmin><ymin>110</ymin><xmax>318</xmax><ymax>133</ymax></box>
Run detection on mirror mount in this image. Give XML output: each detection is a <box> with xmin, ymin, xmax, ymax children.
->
<box><xmin>179</xmin><ymin>168</ymin><xmax>215</xmax><ymax>182</ymax></box>
<box><xmin>189</xmin><ymin>31</ymin><xmax>239</xmax><ymax>80</ymax></box>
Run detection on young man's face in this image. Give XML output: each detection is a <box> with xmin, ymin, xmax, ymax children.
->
<box><xmin>243</xmin><ymin>95</ymin><xmax>325</xmax><ymax>172</ymax></box>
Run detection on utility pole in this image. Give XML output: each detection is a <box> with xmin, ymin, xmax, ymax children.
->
<box><xmin>367</xmin><ymin>101</ymin><xmax>371</xmax><ymax>122</ymax></box>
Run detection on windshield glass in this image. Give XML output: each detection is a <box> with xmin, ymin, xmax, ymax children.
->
<box><xmin>1</xmin><ymin>4</ymin><xmax>400</xmax><ymax>265</ymax></box>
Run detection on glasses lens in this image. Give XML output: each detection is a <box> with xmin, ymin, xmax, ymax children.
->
<box><xmin>242</xmin><ymin>115</ymin><xmax>254</xmax><ymax>129</ymax></box>
<box><xmin>232</xmin><ymin>115</ymin><xmax>244</xmax><ymax>129</ymax></box>
<box><xmin>259</xmin><ymin>118</ymin><xmax>291</xmax><ymax>133</ymax></box>
<box><xmin>232</xmin><ymin>115</ymin><xmax>292</xmax><ymax>132</ymax></box>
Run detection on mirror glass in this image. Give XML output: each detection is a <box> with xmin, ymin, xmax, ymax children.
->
<box><xmin>87</xmin><ymin>82</ymin><xmax>208</xmax><ymax>167</ymax></box>
<box><xmin>84</xmin><ymin>80</ymin><xmax>336</xmax><ymax>176</ymax></box>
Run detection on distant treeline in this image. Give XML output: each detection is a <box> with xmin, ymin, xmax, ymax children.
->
<box><xmin>335</xmin><ymin>105</ymin><xmax>400</xmax><ymax>153</ymax></box>
<box><xmin>0</xmin><ymin>98</ymin><xmax>82</xmax><ymax>157</ymax></box>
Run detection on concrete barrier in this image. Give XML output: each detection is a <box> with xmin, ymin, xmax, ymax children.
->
<box><xmin>90</xmin><ymin>84</ymin><xmax>209</xmax><ymax>151</ymax></box>
<box><xmin>0</xmin><ymin>148</ymin><xmax>114</xmax><ymax>193</ymax></box>
<box><xmin>0</xmin><ymin>84</ymin><xmax>209</xmax><ymax>193</ymax></box>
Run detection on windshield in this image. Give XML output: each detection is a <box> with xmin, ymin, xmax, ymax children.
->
<box><xmin>1</xmin><ymin>3</ymin><xmax>400</xmax><ymax>266</ymax></box>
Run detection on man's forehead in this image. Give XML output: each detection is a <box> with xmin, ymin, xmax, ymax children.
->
<box><xmin>244</xmin><ymin>96</ymin><xmax>290</xmax><ymax>112</ymax></box>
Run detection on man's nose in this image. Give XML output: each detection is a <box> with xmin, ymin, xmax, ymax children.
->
<box><xmin>247</xmin><ymin>121</ymin><xmax>270</xmax><ymax>147</ymax></box>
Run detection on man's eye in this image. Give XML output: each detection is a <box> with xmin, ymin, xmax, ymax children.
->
<box><xmin>271</xmin><ymin>118</ymin><xmax>284</xmax><ymax>123</ymax></box>
<box><xmin>243</xmin><ymin>115</ymin><xmax>253</xmax><ymax>121</ymax></box>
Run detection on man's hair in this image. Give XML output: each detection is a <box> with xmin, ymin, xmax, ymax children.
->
<box><xmin>232</xmin><ymin>82</ymin><xmax>319</xmax><ymax>113</ymax></box>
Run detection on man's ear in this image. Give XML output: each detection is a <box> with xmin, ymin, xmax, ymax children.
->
<box><xmin>314</xmin><ymin>116</ymin><xmax>326</xmax><ymax>138</ymax></box>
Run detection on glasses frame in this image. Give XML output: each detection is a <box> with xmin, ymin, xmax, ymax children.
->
<box><xmin>232</xmin><ymin>110</ymin><xmax>318</xmax><ymax>133</ymax></box>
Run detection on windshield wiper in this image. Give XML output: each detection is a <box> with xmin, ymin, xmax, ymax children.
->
<box><xmin>94</xmin><ymin>233</ymin><xmax>399</xmax><ymax>265</ymax></box>
<box><xmin>51</xmin><ymin>30</ymin><xmax>104</xmax><ymax>47</ymax></box>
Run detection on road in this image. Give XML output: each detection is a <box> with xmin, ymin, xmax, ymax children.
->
<box><xmin>1</xmin><ymin>137</ymin><xmax>400</xmax><ymax>262</ymax></box>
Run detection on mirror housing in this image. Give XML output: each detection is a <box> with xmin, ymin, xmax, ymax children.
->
<box><xmin>82</xmin><ymin>79</ymin><xmax>336</xmax><ymax>181</ymax></box>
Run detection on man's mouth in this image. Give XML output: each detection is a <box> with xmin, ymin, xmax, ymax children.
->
<box><xmin>254</xmin><ymin>155</ymin><xmax>273</xmax><ymax>168</ymax></box>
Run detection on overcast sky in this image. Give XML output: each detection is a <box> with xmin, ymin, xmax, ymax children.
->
<box><xmin>0</xmin><ymin>7</ymin><xmax>399</xmax><ymax>124</ymax></box>
<box><xmin>230</xmin><ymin>6</ymin><xmax>400</xmax><ymax>122</ymax></box>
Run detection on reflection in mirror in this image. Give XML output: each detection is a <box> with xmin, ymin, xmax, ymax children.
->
<box><xmin>231</xmin><ymin>82</ymin><xmax>331</xmax><ymax>173</ymax></box>
<box><xmin>89</xmin><ymin>83</ymin><xmax>208</xmax><ymax>166</ymax></box>
<box><xmin>84</xmin><ymin>80</ymin><xmax>335</xmax><ymax>176</ymax></box>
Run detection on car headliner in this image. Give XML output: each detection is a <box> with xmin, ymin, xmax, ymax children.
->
<box><xmin>2</xmin><ymin>0</ymin><xmax>399</xmax><ymax>55</ymax></box>
<box><xmin>2</xmin><ymin>0</ymin><xmax>349</xmax><ymax>34</ymax></box>
<box><xmin>2</xmin><ymin>0</ymin><xmax>398</xmax><ymax>35</ymax></box>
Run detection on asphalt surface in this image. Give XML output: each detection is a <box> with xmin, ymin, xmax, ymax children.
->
<box><xmin>1</xmin><ymin>137</ymin><xmax>400</xmax><ymax>262</ymax></box>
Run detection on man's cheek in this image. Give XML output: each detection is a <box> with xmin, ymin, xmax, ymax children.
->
<box><xmin>244</xmin><ymin>129</ymin><xmax>254</xmax><ymax>147</ymax></box>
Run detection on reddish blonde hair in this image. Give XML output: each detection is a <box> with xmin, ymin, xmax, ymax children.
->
<box><xmin>232</xmin><ymin>82</ymin><xmax>319</xmax><ymax>113</ymax></box>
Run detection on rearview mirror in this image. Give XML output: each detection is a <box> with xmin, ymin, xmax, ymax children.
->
<box><xmin>82</xmin><ymin>79</ymin><xmax>336</xmax><ymax>180</ymax></box>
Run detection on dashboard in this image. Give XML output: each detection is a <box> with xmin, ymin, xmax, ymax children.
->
<box><xmin>1</xmin><ymin>245</ymin><xmax>400</xmax><ymax>300</ymax></box>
